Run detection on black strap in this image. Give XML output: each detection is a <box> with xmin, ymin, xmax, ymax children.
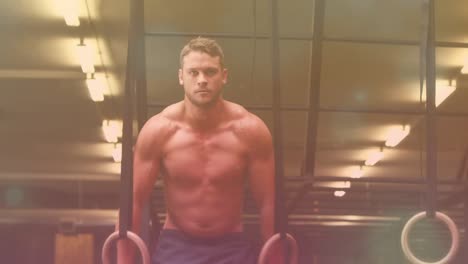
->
<box><xmin>119</xmin><ymin>0</ymin><xmax>137</xmax><ymax>239</ymax></box>
<box><xmin>423</xmin><ymin>0</ymin><xmax>437</xmax><ymax>218</ymax></box>
<box><xmin>420</xmin><ymin>0</ymin><xmax>429</xmax><ymax>103</ymax></box>
<box><xmin>269</xmin><ymin>0</ymin><xmax>286</xmax><ymax>239</ymax></box>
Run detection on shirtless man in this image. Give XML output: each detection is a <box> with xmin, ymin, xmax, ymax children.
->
<box><xmin>118</xmin><ymin>37</ymin><xmax>276</xmax><ymax>264</ymax></box>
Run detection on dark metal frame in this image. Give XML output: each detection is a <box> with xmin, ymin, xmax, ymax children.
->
<box><xmin>118</xmin><ymin>0</ymin><xmax>148</xmax><ymax>241</ymax></box>
<box><xmin>269</xmin><ymin>0</ymin><xmax>287</xmax><ymax>236</ymax></box>
<box><xmin>425</xmin><ymin>0</ymin><xmax>437</xmax><ymax>218</ymax></box>
<box><xmin>145</xmin><ymin>31</ymin><xmax>468</xmax><ymax>49</ymax></box>
<box><xmin>148</xmin><ymin>103</ymin><xmax>468</xmax><ymax>118</ymax></box>
<box><xmin>123</xmin><ymin>0</ymin><xmax>468</xmax><ymax>256</ymax></box>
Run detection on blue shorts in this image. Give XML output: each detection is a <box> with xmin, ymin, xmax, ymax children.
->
<box><xmin>152</xmin><ymin>229</ymin><xmax>258</xmax><ymax>264</ymax></box>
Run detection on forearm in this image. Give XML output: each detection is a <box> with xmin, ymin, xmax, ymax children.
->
<box><xmin>117</xmin><ymin>239</ymin><xmax>136</xmax><ymax>264</ymax></box>
<box><xmin>116</xmin><ymin>204</ymin><xmax>143</xmax><ymax>264</ymax></box>
<box><xmin>259</xmin><ymin>203</ymin><xmax>275</xmax><ymax>243</ymax></box>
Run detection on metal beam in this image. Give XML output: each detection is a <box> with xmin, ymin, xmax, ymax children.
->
<box><xmin>0</xmin><ymin>209</ymin><xmax>118</xmax><ymax>226</ymax></box>
<box><xmin>287</xmin><ymin>182</ymin><xmax>312</xmax><ymax>214</ymax></box>
<box><xmin>269</xmin><ymin>0</ymin><xmax>287</xmax><ymax>235</ymax></box>
<box><xmin>303</xmin><ymin>0</ymin><xmax>325</xmax><ymax>181</ymax></box>
<box><xmin>312</xmin><ymin>176</ymin><xmax>458</xmax><ymax>185</ymax></box>
<box><xmin>464</xmin><ymin>182</ymin><xmax>468</xmax><ymax>259</ymax></box>
<box><xmin>145</xmin><ymin>31</ymin><xmax>468</xmax><ymax>49</ymax></box>
<box><xmin>149</xmin><ymin>103</ymin><xmax>468</xmax><ymax>117</ymax></box>
<box><xmin>456</xmin><ymin>147</ymin><xmax>468</xmax><ymax>181</ymax></box>
<box><xmin>0</xmin><ymin>172</ymin><xmax>119</xmax><ymax>182</ymax></box>
<box><xmin>424</xmin><ymin>0</ymin><xmax>437</xmax><ymax>218</ymax></box>
<box><xmin>134</xmin><ymin>0</ymin><xmax>152</xmax><ymax>246</ymax></box>
<box><xmin>118</xmin><ymin>0</ymin><xmax>137</xmax><ymax>239</ymax></box>
<box><xmin>135</xmin><ymin>0</ymin><xmax>147</xmax><ymax>130</ymax></box>
<box><xmin>0</xmin><ymin>69</ymin><xmax>83</xmax><ymax>79</ymax></box>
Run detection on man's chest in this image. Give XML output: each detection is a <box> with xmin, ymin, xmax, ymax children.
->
<box><xmin>161</xmin><ymin>128</ymin><xmax>249</xmax><ymax>183</ymax></box>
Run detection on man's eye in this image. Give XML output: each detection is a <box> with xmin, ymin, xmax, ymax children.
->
<box><xmin>205</xmin><ymin>69</ymin><xmax>217</xmax><ymax>76</ymax></box>
<box><xmin>189</xmin><ymin>70</ymin><xmax>198</xmax><ymax>76</ymax></box>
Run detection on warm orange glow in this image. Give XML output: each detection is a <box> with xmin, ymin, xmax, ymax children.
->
<box><xmin>102</xmin><ymin>120</ymin><xmax>122</xmax><ymax>143</ymax></box>
<box><xmin>350</xmin><ymin>166</ymin><xmax>364</xmax><ymax>179</ymax></box>
<box><xmin>334</xmin><ymin>190</ymin><xmax>346</xmax><ymax>197</ymax></box>
<box><xmin>435</xmin><ymin>85</ymin><xmax>456</xmax><ymax>107</ymax></box>
<box><xmin>365</xmin><ymin>150</ymin><xmax>384</xmax><ymax>166</ymax></box>
<box><xmin>112</xmin><ymin>143</ymin><xmax>122</xmax><ymax>163</ymax></box>
<box><xmin>462</xmin><ymin>58</ymin><xmax>468</xmax><ymax>74</ymax></box>
<box><xmin>86</xmin><ymin>76</ymin><xmax>105</xmax><ymax>102</ymax></box>
<box><xmin>422</xmin><ymin>81</ymin><xmax>457</xmax><ymax>107</ymax></box>
<box><xmin>59</xmin><ymin>0</ymin><xmax>80</xmax><ymax>26</ymax></box>
<box><xmin>329</xmin><ymin>181</ymin><xmax>351</xmax><ymax>189</ymax></box>
<box><xmin>385</xmin><ymin>125</ymin><xmax>410</xmax><ymax>147</ymax></box>
<box><xmin>76</xmin><ymin>43</ymin><xmax>95</xmax><ymax>73</ymax></box>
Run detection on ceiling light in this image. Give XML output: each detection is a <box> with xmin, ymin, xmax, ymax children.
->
<box><xmin>86</xmin><ymin>75</ymin><xmax>105</xmax><ymax>102</ymax></box>
<box><xmin>76</xmin><ymin>43</ymin><xmax>95</xmax><ymax>73</ymax></box>
<box><xmin>350</xmin><ymin>166</ymin><xmax>364</xmax><ymax>179</ymax></box>
<box><xmin>435</xmin><ymin>85</ymin><xmax>456</xmax><ymax>107</ymax></box>
<box><xmin>422</xmin><ymin>81</ymin><xmax>457</xmax><ymax>107</ymax></box>
<box><xmin>320</xmin><ymin>181</ymin><xmax>351</xmax><ymax>189</ymax></box>
<box><xmin>102</xmin><ymin>120</ymin><xmax>122</xmax><ymax>143</ymax></box>
<box><xmin>334</xmin><ymin>190</ymin><xmax>346</xmax><ymax>197</ymax></box>
<box><xmin>112</xmin><ymin>143</ymin><xmax>122</xmax><ymax>163</ymax></box>
<box><xmin>60</xmin><ymin>0</ymin><xmax>80</xmax><ymax>26</ymax></box>
<box><xmin>461</xmin><ymin>58</ymin><xmax>468</xmax><ymax>74</ymax></box>
<box><xmin>332</xmin><ymin>181</ymin><xmax>351</xmax><ymax>189</ymax></box>
<box><xmin>365</xmin><ymin>149</ymin><xmax>384</xmax><ymax>166</ymax></box>
<box><xmin>385</xmin><ymin>125</ymin><xmax>410</xmax><ymax>147</ymax></box>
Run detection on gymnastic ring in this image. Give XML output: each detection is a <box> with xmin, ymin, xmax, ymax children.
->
<box><xmin>401</xmin><ymin>211</ymin><xmax>459</xmax><ymax>264</ymax></box>
<box><xmin>258</xmin><ymin>233</ymin><xmax>298</xmax><ymax>264</ymax></box>
<box><xmin>102</xmin><ymin>231</ymin><xmax>151</xmax><ymax>264</ymax></box>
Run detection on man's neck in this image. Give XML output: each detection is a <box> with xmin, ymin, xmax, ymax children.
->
<box><xmin>183</xmin><ymin>98</ymin><xmax>226</xmax><ymax>131</ymax></box>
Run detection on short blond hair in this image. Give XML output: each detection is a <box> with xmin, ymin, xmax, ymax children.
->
<box><xmin>179</xmin><ymin>37</ymin><xmax>225</xmax><ymax>68</ymax></box>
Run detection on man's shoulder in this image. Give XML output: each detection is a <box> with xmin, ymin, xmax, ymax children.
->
<box><xmin>225</xmin><ymin>101</ymin><xmax>270</xmax><ymax>137</ymax></box>
<box><xmin>142</xmin><ymin>102</ymin><xmax>183</xmax><ymax>137</ymax></box>
<box><xmin>224</xmin><ymin>101</ymin><xmax>247</xmax><ymax>118</ymax></box>
<box><xmin>225</xmin><ymin>101</ymin><xmax>257</xmax><ymax>122</ymax></box>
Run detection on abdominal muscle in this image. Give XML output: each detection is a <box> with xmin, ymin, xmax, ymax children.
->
<box><xmin>162</xmin><ymin>178</ymin><xmax>245</xmax><ymax>238</ymax></box>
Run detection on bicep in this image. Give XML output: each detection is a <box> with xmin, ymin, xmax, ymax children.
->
<box><xmin>248</xmin><ymin>153</ymin><xmax>275</xmax><ymax>205</ymax></box>
<box><xmin>133</xmin><ymin>123</ymin><xmax>163</xmax><ymax>206</ymax></box>
<box><xmin>247</xmin><ymin>121</ymin><xmax>275</xmax><ymax>206</ymax></box>
<box><xmin>133</xmin><ymin>150</ymin><xmax>159</xmax><ymax>206</ymax></box>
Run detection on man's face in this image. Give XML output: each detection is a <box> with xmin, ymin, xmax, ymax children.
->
<box><xmin>179</xmin><ymin>51</ymin><xmax>227</xmax><ymax>108</ymax></box>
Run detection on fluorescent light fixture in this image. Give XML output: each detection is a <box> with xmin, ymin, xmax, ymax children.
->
<box><xmin>365</xmin><ymin>150</ymin><xmax>384</xmax><ymax>166</ymax></box>
<box><xmin>86</xmin><ymin>76</ymin><xmax>105</xmax><ymax>102</ymax></box>
<box><xmin>60</xmin><ymin>0</ymin><xmax>80</xmax><ymax>26</ymax></box>
<box><xmin>422</xmin><ymin>81</ymin><xmax>457</xmax><ymax>107</ymax></box>
<box><xmin>435</xmin><ymin>85</ymin><xmax>456</xmax><ymax>107</ymax></box>
<box><xmin>112</xmin><ymin>143</ymin><xmax>122</xmax><ymax>163</ymax></box>
<box><xmin>385</xmin><ymin>125</ymin><xmax>411</xmax><ymax>147</ymax></box>
<box><xmin>334</xmin><ymin>181</ymin><xmax>351</xmax><ymax>189</ymax></box>
<box><xmin>350</xmin><ymin>166</ymin><xmax>364</xmax><ymax>179</ymax></box>
<box><xmin>334</xmin><ymin>190</ymin><xmax>346</xmax><ymax>197</ymax></box>
<box><xmin>461</xmin><ymin>57</ymin><xmax>468</xmax><ymax>74</ymax></box>
<box><xmin>76</xmin><ymin>43</ymin><xmax>95</xmax><ymax>73</ymax></box>
<box><xmin>102</xmin><ymin>120</ymin><xmax>122</xmax><ymax>143</ymax></box>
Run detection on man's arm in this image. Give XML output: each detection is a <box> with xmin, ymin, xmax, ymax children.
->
<box><xmin>117</xmin><ymin>115</ymin><xmax>166</xmax><ymax>264</ymax></box>
<box><xmin>246</xmin><ymin>114</ymin><xmax>276</xmax><ymax>243</ymax></box>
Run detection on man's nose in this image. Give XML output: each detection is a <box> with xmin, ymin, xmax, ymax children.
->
<box><xmin>197</xmin><ymin>73</ymin><xmax>208</xmax><ymax>85</ymax></box>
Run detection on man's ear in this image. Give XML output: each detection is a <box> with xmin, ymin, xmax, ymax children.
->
<box><xmin>222</xmin><ymin>68</ymin><xmax>228</xmax><ymax>85</ymax></box>
<box><xmin>178</xmin><ymin>69</ymin><xmax>184</xmax><ymax>85</ymax></box>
